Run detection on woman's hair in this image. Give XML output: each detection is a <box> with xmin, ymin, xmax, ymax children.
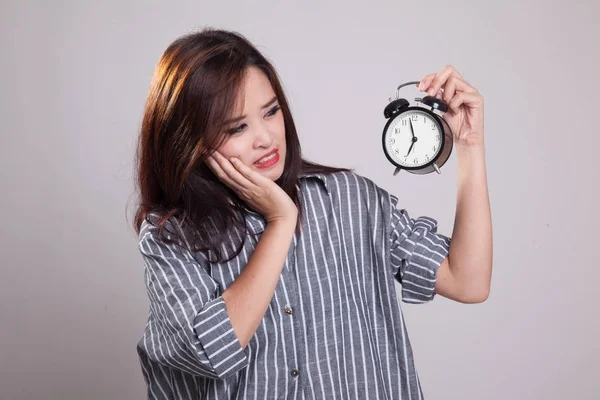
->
<box><xmin>133</xmin><ymin>27</ymin><xmax>351</xmax><ymax>262</ymax></box>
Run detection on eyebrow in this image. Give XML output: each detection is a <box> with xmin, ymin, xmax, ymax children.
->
<box><xmin>223</xmin><ymin>96</ymin><xmax>279</xmax><ymax>125</ymax></box>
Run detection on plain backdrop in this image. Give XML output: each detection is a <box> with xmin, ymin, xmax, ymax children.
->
<box><xmin>1</xmin><ymin>1</ymin><xmax>599</xmax><ymax>399</ymax></box>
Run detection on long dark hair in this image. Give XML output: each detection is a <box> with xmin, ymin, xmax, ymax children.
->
<box><xmin>132</xmin><ymin>27</ymin><xmax>351</xmax><ymax>262</ymax></box>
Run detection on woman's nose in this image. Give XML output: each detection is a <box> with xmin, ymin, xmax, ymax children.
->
<box><xmin>253</xmin><ymin>125</ymin><xmax>273</xmax><ymax>149</ymax></box>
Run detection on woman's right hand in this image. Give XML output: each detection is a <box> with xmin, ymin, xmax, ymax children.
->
<box><xmin>206</xmin><ymin>150</ymin><xmax>298</xmax><ymax>225</ymax></box>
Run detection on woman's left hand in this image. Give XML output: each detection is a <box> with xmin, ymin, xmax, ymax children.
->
<box><xmin>417</xmin><ymin>65</ymin><xmax>484</xmax><ymax>147</ymax></box>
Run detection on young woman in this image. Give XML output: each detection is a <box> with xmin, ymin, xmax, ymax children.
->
<box><xmin>133</xmin><ymin>28</ymin><xmax>492</xmax><ymax>400</ymax></box>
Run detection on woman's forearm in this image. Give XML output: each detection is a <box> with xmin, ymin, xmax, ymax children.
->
<box><xmin>222</xmin><ymin>219</ymin><xmax>297</xmax><ymax>348</ymax></box>
<box><xmin>448</xmin><ymin>143</ymin><xmax>493</xmax><ymax>300</ymax></box>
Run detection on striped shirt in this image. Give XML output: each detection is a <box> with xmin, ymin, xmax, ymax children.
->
<box><xmin>137</xmin><ymin>170</ymin><xmax>451</xmax><ymax>399</ymax></box>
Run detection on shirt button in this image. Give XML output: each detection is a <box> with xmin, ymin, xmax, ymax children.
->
<box><xmin>291</xmin><ymin>368</ymin><xmax>299</xmax><ymax>377</ymax></box>
<box><xmin>284</xmin><ymin>306</ymin><xmax>293</xmax><ymax>316</ymax></box>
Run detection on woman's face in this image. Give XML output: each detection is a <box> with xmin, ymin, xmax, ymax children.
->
<box><xmin>216</xmin><ymin>66</ymin><xmax>286</xmax><ymax>182</ymax></box>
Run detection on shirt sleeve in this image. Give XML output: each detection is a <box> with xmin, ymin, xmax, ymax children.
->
<box><xmin>387</xmin><ymin>194</ymin><xmax>451</xmax><ymax>304</ymax></box>
<box><xmin>137</xmin><ymin>216</ymin><xmax>248</xmax><ymax>379</ymax></box>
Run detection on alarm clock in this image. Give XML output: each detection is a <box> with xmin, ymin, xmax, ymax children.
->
<box><xmin>382</xmin><ymin>81</ymin><xmax>453</xmax><ymax>175</ymax></box>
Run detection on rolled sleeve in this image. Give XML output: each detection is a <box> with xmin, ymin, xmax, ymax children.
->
<box><xmin>388</xmin><ymin>196</ymin><xmax>451</xmax><ymax>304</ymax></box>
<box><xmin>193</xmin><ymin>297</ymin><xmax>248</xmax><ymax>378</ymax></box>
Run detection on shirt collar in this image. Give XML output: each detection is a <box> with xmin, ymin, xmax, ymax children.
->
<box><xmin>299</xmin><ymin>172</ymin><xmax>330</xmax><ymax>194</ymax></box>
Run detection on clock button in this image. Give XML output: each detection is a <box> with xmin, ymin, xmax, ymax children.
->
<box><xmin>421</xmin><ymin>96</ymin><xmax>449</xmax><ymax>112</ymax></box>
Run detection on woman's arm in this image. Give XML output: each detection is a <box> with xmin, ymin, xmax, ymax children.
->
<box><xmin>417</xmin><ymin>65</ymin><xmax>493</xmax><ymax>303</ymax></box>
<box><xmin>222</xmin><ymin>218</ymin><xmax>296</xmax><ymax>348</ymax></box>
<box><xmin>435</xmin><ymin>143</ymin><xmax>492</xmax><ymax>303</ymax></box>
<box><xmin>205</xmin><ymin>151</ymin><xmax>300</xmax><ymax>346</ymax></box>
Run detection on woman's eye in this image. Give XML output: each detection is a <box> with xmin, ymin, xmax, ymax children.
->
<box><xmin>227</xmin><ymin>124</ymin><xmax>247</xmax><ymax>134</ymax></box>
<box><xmin>266</xmin><ymin>105</ymin><xmax>281</xmax><ymax>117</ymax></box>
<box><xmin>226</xmin><ymin>106</ymin><xmax>280</xmax><ymax>134</ymax></box>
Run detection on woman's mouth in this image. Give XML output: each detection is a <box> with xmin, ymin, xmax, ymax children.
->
<box><xmin>254</xmin><ymin>151</ymin><xmax>279</xmax><ymax>169</ymax></box>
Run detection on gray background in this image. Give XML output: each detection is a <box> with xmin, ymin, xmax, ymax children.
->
<box><xmin>1</xmin><ymin>0</ymin><xmax>598</xmax><ymax>399</ymax></box>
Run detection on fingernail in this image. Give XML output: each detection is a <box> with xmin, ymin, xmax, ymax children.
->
<box><xmin>428</xmin><ymin>88</ymin><xmax>435</xmax><ymax>96</ymax></box>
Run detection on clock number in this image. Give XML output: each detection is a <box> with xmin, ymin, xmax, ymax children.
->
<box><xmin>411</xmin><ymin>115</ymin><xmax>418</xmax><ymax>121</ymax></box>
<box><xmin>395</xmin><ymin>128</ymin><xmax>400</xmax><ymax>134</ymax></box>
<box><xmin>433</xmin><ymin>146</ymin><xmax>437</xmax><ymax>152</ymax></box>
<box><xmin>390</xmin><ymin>138</ymin><xmax>395</xmax><ymax>144</ymax></box>
<box><xmin>402</xmin><ymin>119</ymin><xmax>407</xmax><ymax>126</ymax></box>
<box><xmin>413</xmin><ymin>158</ymin><xmax>418</xmax><ymax>164</ymax></box>
<box><xmin>425</xmin><ymin>155</ymin><xmax>430</xmax><ymax>161</ymax></box>
<box><xmin>394</xmin><ymin>149</ymin><xmax>399</xmax><ymax>155</ymax></box>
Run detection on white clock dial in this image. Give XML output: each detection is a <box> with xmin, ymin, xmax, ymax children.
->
<box><xmin>384</xmin><ymin>110</ymin><xmax>443</xmax><ymax>168</ymax></box>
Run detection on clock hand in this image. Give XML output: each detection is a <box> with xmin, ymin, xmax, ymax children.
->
<box><xmin>409</xmin><ymin>118</ymin><xmax>415</xmax><ymax>139</ymax></box>
<box><xmin>405</xmin><ymin>141</ymin><xmax>415</xmax><ymax>157</ymax></box>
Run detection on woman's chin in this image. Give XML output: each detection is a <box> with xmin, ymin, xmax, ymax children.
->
<box><xmin>263</xmin><ymin>167</ymin><xmax>284</xmax><ymax>182</ymax></box>
<box><xmin>253</xmin><ymin>160</ymin><xmax>284</xmax><ymax>181</ymax></box>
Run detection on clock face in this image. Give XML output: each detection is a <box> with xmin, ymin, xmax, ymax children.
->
<box><xmin>383</xmin><ymin>110</ymin><xmax>443</xmax><ymax>168</ymax></box>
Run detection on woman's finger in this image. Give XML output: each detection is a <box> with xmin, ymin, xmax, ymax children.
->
<box><xmin>206</xmin><ymin>155</ymin><xmax>246</xmax><ymax>194</ymax></box>
<box><xmin>212</xmin><ymin>151</ymin><xmax>256</xmax><ymax>190</ymax></box>
<box><xmin>427</xmin><ymin>68</ymin><xmax>453</xmax><ymax>96</ymax></box>
<box><xmin>442</xmin><ymin>76</ymin><xmax>458</xmax><ymax>103</ymax></box>
<box><xmin>443</xmin><ymin>76</ymin><xmax>479</xmax><ymax>104</ymax></box>
<box><xmin>229</xmin><ymin>157</ymin><xmax>270</xmax><ymax>187</ymax></box>
<box><xmin>426</xmin><ymin>65</ymin><xmax>469</xmax><ymax>97</ymax></box>
<box><xmin>418</xmin><ymin>74</ymin><xmax>436</xmax><ymax>91</ymax></box>
<box><xmin>447</xmin><ymin>91</ymin><xmax>483</xmax><ymax>113</ymax></box>
<box><xmin>207</xmin><ymin>155</ymin><xmax>242</xmax><ymax>190</ymax></box>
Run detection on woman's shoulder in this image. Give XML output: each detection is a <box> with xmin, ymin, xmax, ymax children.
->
<box><xmin>304</xmin><ymin>170</ymin><xmax>386</xmax><ymax>195</ymax></box>
<box><xmin>138</xmin><ymin>212</ymin><xmax>189</xmax><ymax>247</ymax></box>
